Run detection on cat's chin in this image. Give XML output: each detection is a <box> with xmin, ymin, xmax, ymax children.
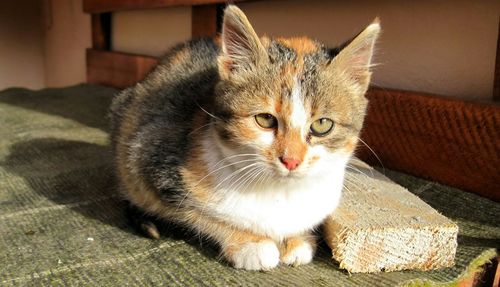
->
<box><xmin>274</xmin><ymin>170</ymin><xmax>311</xmax><ymax>182</ymax></box>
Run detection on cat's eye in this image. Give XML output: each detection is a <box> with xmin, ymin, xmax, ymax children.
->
<box><xmin>255</xmin><ymin>113</ymin><xmax>277</xmax><ymax>129</ymax></box>
<box><xmin>310</xmin><ymin>118</ymin><xmax>334</xmax><ymax>136</ymax></box>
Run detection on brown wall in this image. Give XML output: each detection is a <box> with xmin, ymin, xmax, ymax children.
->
<box><xmin>0</xmin><ymin>1</ymin><xmax>45</xmax><ymax>90</ymax></box>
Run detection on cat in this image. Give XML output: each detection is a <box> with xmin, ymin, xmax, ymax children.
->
<box><xmin>110</xmin><ymin>5</ymin><xmax>380</xmax><ymax>271</ymax></box>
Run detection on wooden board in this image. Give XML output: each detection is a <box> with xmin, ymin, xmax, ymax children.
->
<box><xmin>83</xmin><ymin>0</ymin><xmax>245</xmax><ymax>13</ymax></box>
<box><xmin>494</xmin><ymin>18</ymin><xmax>500</xmax><ymax>101</ymax></box>
<box><xmin>192</xmin><ymin>4</ymin><xmax>219</xmax><ymax>38</ymax></box>
<box><xmin>324</xmin><ymin>159</ymin><xmax>458</xmax><ymax>273</ymax></box>
<box><xmin>359</xmin><ymin>88</ymin><xmax>500</xmax><ymax>202</ymax></box>
<box><xmin>86</xmin><ymin>49</ymin><xmax>158</xmax><ymax>88</ymax></box>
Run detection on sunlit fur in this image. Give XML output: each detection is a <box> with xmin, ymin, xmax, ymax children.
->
<box><xmin>110</xmin><ymin>5</ymin><xmax>380</xmax><ymax>271</ymax></box>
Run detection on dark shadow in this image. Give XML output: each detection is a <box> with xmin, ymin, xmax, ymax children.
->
<box><xmin>457</xmin><ymin>236</ymin><xmax>500</xmax><ymax>248</ymax></box>
<box><xmin>3</xmin><ymin>138</ymin><xmax>126</xmax><ymax>229</ymax></box>
<box><xmin>374</xmin><ymin>168</ymin><xmax>500</xmax><ymax>233</ymax></box>
<box><xmin>3</xmin><ymin>137</ymin><xmax>222</xmax><ymax>261</ymax></box>
<box><xmin>413</xmin><ymin>183</ymin><xmax>500</xmax><ymax>227</ymax></box>
<box><xmin>0</xmin><ymin>84</ymin><xmax>117</xmax><ymax>131</ymax></box>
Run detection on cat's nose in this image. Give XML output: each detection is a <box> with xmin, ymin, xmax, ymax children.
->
<box><xmin>279</xmin><ymin>156</ymin><xmax>301</xmax><ymax>171</ymax></box>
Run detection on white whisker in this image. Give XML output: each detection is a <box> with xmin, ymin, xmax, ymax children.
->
<box><xmin>356</xmin><ymin>136</ymin><xmax>385</xmax><ymax>174</ymax></box>
<box><xmin>195</xmin><ymin>101</ymin><xmax>222</xmax><ymax>121</ymax></box>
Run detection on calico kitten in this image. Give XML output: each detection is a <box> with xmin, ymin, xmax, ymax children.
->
<box><xmin>110</xmin><ymin>5</ymin><xmax>380</xmax><ymax>271</ymax></box>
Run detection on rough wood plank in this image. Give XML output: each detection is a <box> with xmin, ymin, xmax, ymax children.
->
<box><xmin>494</xmin><ymin>18</ymin><xmax>500</xmax><ymax>101</ymax></box>
<box><xmin>83</xmin><ymin>0</ymin><xmax>244</xmax><ymax>13</ymax></box>
<box><xmin>359</xmin><ymin>88</ymin><xmax>500</xmax><ymax>202</ymax></box>
<box><xmin>324</xmin><ymin>159</ymin><xmax>458</xmax><ymax>273</ymax></box>
<box><xmin>86</xmin><ymin>49</ymin><xmax>158</xmax><ymax>88</ymax></box>
<box><xmin>192</xmin><ymin>4</ymin><xmax>219</xmax><ymax>38</ymax></box>
<box><xmin>493</xmin><ymin>257</ymin><xmax>500</xmax><ymax>287</ymax></box>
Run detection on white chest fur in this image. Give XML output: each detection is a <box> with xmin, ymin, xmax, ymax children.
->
<box><xmin>199</xmin><ymin>129</ymin><xmax>349</xmax><ymax>241</ymax></box>
<box><xmin>208</xmin><ymin>172</ymin><xmax>345</xmax><ymax>241</ymax></box>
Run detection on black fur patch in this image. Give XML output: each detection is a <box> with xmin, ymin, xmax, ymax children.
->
<box><xmin>110</xmin><ymin>38</ymin><xmax>220</xmax><ymax>205</ymax></box>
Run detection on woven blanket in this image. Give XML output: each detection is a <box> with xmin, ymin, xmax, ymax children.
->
<box><xmin>0</xmin><ymin>85</ymin><xmax>498</xmax><ymax>286</ymax></box>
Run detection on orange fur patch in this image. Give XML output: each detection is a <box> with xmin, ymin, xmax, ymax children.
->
<box><xmin>277</xmin><ymin>37</ymin><xmax>320</xmax><ymax>78</ymax></box>
<box><xmin>308</xmin><ymin>155</ymin><xmax>320</xmax><ymax>165</ymax></box>
<box><xmin>182</xmin><ymin>208</ymin><xmax>272</xmax><ymax>261</ymax></box>
<box><xmin>345</xmin><ymin>137</ymin><xmax>358</xmax><ymax>152</ymax></box>
<box><xmin>238</xmin><ymin>121</ymin><xmax>258</xmax><ymax>140</ymax></box>
<box><xmin>279</xmin><ymin>234</ymin><xmax>316</xmax><ymax>259</ymax></box>
<box><xmin>181</xmin><ymin>112</ymin><xmax>213</xmax><ymax>204</ymax></box>
<box><xmin>169</xmin><ymin>48</ymin><xmax>190</xmax><ymax>66</ymax></box>
<box><xmin>274</xmin><ymin>97</ymin><xmax>282</xmax><ymax>114</ymax></box>
<box><xmin>276</xmin><ymin>37</ymin><xmax>319</xmax><ymax>56</ymax></box>
<box><xmin>275</xmin><ymin>128</ymin><xmax>307</xmax><ymax>163</ymax></box>
<box><xmin>223</xmin><ymin>230</ymin><xmax>271</xmax><ymax>259</ymax></box>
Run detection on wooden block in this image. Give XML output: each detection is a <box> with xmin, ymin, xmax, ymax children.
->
<box><xmin>324</xmin><ymin>159</ymin><xmax>458</xmax><ymax>273</ymax></box>
<box><xmin>86</xmin><ymin>49</ymin><xmax>158</xmax><ymax>89</ymax></box>
<box><xmin>83</xmin><ymin>0</ymin><xmax>246</xmax><ymax>13</ymax></box>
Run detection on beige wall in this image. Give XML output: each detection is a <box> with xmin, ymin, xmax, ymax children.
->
<box><xmin>0</xmin><ymin>0</ymin><xmax>90</xmax><ymax>90</ymax></box>
<box><xmin>113</xmin><ymin>7</ymin><xmax>191</xmax><ymax>57</ymax></box>
<box><xmin>113</xmin><ymin>0</ymin><xmax>499</xmax><ymax>101</ymax></box>
<box><xmin>42</xmin><ymin>0</ymin><xmax>91</xmax><ymax>87</ymax></box>
<box><xmin>0</xmin><ymin>1</ymin><xmax>45</xmax><ymax>90</ymax></box>
<box><xmin>238</xmin><ymin>0</ymin><xmax>500</xmax><ymax>100</ymax></box>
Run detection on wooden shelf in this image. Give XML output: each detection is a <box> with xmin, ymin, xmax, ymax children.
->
<box><xmin>83</xmin><ymin>0</ymin><xmax>244</xmax><ymax>13</ymax></box>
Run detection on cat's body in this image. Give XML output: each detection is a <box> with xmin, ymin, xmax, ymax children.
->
<box><xmin>110</xmin><ymin>6</ymin><xmax>380</xmax><ymax>270</ymax></box>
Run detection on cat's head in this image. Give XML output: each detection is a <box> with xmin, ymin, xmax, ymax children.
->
<box><xmin>212</xmin><ymin>5</ymin><xmax>380</xmax><ymax>181</ymax></box>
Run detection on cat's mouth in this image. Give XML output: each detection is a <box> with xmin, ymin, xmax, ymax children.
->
<box><xmin>274</xmin><ymin>166</ymin><xmax>307</xmax><ymax>180</ymax></box>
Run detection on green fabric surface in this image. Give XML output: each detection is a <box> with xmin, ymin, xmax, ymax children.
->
<box><xmin>0</xmin><ymin>84</ymin><xmax>498</xmax><ymax>286</ymax></box>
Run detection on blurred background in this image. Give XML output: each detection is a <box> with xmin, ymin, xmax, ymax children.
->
<box><xmin>1</xmin><ymin>0</ymin><xmax>499</xmax><ymax>101</ymax></box>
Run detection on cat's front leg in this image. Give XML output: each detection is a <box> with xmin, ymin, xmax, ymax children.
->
<box><xmin>219</xmin><ymin>229</ymin><xmax>280</xmax><ymax>271</ymax></box>
<box><xmin>279</xmin><ymin>234</ymin><xmax>316</xmax><ymax>266</ymax></box>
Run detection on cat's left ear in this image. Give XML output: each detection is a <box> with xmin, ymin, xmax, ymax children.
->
<box><xmin>218</xmin><ymin>5</ymin><xmax>267</xmax><ymax>80</ymax></box>
<box><xmin>331</xmin><ymin>19</ymin><xmax>381</xmax><ymax>91</ymax></box>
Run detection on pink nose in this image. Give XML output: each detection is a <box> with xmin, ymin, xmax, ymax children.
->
<box><xmin>279</xmin><ymin>157</ymin><xmax>301</xmax><ymax>171</ymax></box>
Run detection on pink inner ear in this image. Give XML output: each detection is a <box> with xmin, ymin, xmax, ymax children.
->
<box><xmin>222</xmin><ymin>58</ymin><xmax>235</xmax><ymax>73</ymax></box>
<box><xmin>224</xmin><ymin>23</ymin><xmax>252</xmax><ymax>55</ymax></box>
<box><xmin>350</xmin><ymin>51</ymin><xmax>373</xmax><ymax>79</ymax></box>
<box><xmin>220</xmin><ymin>8</ymin><xmax>265</xmax><ymax>75</ymax></box>
<box><xmin>334</xmin><ymin>23</ymin><xmax>380</xmax><ymax>83</ymax></box>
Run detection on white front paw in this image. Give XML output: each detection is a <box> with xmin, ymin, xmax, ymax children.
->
<box><xmin>281</xmin><ymin>241</ymin><xmax>314</xmax><ymax>266</ymax></box>
<box><xmin>231</xmin><ymin>240</ymin><xmax>280</xmax><ymax>271</ymax></box>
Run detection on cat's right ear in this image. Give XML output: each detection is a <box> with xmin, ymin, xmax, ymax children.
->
<box><xmin>218</xmin><ymin>5</ymin><xmax>266</xmax><ymax>80</ymax></box>
<box><xmin>330</xmin><ymin>19</ymin><xmax>381</xmax><ymax>92</ymax></box>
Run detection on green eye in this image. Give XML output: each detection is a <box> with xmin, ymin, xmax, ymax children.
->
<box><xmin>310</xmin><ymin>118</ymin><xmax>334</xmax><ymax>136</ymax></box>
<box><xmin>255</xmin><ymin>113</ymin><xmax>277</xmax><ymax>129</ymax></box>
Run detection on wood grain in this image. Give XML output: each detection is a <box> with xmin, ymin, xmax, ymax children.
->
<box><xmin>358</xmin><ymin>88</ymin><xmax>500</xmax><ymax>202</ymax></box>
<box><xmin>192</xmin><ymin>4</ymin><xmax>219</xmax><ymax>38</ymax></box>
<box><xmin>83</xmin><ymin>0</ymin><xmax>244</xmax><ymax>13</ymax></box>
<box><xmin>325</xmin><ymin>160</ymin><xmax>458</xmax><ymax>273</ymax></box>
<box><xmin>493</xmin><ymin>257</ymin><xmax>500</xmax><ymax>287</ymax></box>
<box><xmin>86</xmin><ymin>49</ymin><xmax>158</xmax><ymax>88</ymax></box>
<box><xmin>494</xmin><ymin>18</ymin><xmax>500</xmax><ymax>101</ymax></box>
